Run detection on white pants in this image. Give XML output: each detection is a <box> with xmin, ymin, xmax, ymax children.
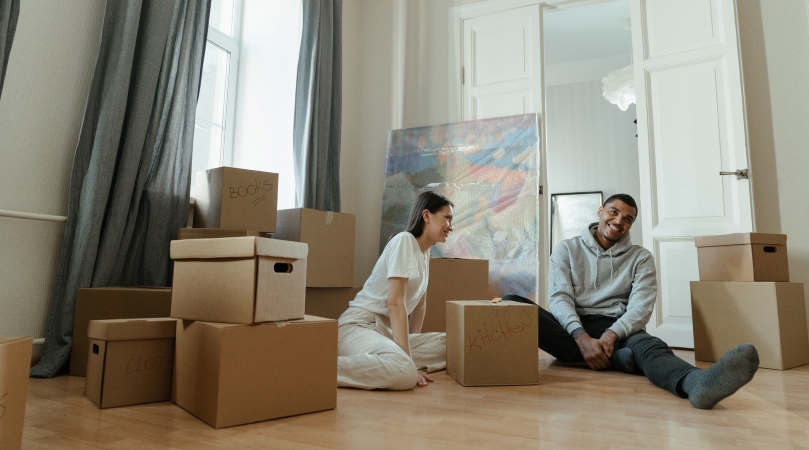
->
<box><xmin>337</xmin><ymin>306</ymin><xmax>446</xmax><ymax>390</ymax></box>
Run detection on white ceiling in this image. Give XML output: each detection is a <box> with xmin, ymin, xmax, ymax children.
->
<box><xmin>543</xmin><ymin>0</ymin><xmax>632</xmax><ymax>66</ymax></box>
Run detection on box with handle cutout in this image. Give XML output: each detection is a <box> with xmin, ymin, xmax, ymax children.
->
<box><xmin>694</xmin><ymin>233</ymin><xmax>789</xmax><ymax>282</ymax></box>
<box><xmin>170</xmin><ymin>237</ymin><xmax>308</xmax><ymax>324</ymax></box>
<box><xmin>84</xmin><ymin>318</ymin><xmax>176</xmax><ymax>409</ymax></box>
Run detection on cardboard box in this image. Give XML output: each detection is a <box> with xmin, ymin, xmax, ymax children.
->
<box><xmin>194</xmin><ymin>167</ymin><xmax>279</xmax><ymax>232</ymax></box>
<box><xmin>0</xmin><ymin>336</ymin><xmax>33</xmax><ymax>450</ymax></box>
<box><xmin>171</xmin><ymin>237</ymin><xmax>308</xmax><ymax>324</ymax></box>
<box><xmin>422</xmin><ymin>259</ymin><xmax>489</xmax><ymax>332</ymax></box>
<box><xmin>691</xmin><ymin>281</ymin><xmax>809</xmax><ymax>370</ymax></box>
<box><xmin>274</xmin><ymin>208</ymin><xmax>356</xmax><ymax>287</ymax></box>
<box><xmin>177</xmin><ymin>228</ymin><xmax>261</xmax><ymax>240</ymax></box>
<box><xmin>70</xmin><ymin>287</ymin><xmax>172</xmax><ymax>376</ymax></box>
<box><xmin>446</xmin><ymin>300</ymin><xmax>539</xmax><ymax>386</ymax></box>
<box><xmin>84</xmin><ymin>318</ymin><xmax>176</xmax><ymax>408</ymax></box>
<box><xmin>173</xmin><ymin>316</ymin><xmax>337</xmax><ymax>429</ymax></box>
<box><xmin>305</xmin><ymin>286</ymin><xmax>362</xmax><ymax>319</ymax></box>
<box><xmin>694</xmin><ymin>233</ymin><xmax>789</xmax><ymax>282</ymax></box>
<box><xmin>187</xmin><ymin>197</ymin><xmax>195</xmax><ymax>227</ymax></box>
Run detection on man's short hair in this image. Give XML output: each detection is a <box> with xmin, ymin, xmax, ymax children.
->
<box><xmin>603</xmin><ymin>193</ymin><xmax>638</xmax><ymax>215</ymax></box>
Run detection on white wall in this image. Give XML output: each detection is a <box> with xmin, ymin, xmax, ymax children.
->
<box><xmin>545</xmin><ymin>54</ymin><xmax>631</xmax><ymax>87</ymax></box>
<box><xmin>737</xmin><ymin>0</ymin><xmax>809</xmax><ymax>325</ymax></box>
<box><xmin>340</xmin><ymin>0</ymin><xmax>400</xmax><ymax>283</ymax></box>
<box><xmin>0</xmin><ymin>0</ymin><xmax>105</xmax><ymax>350</ymax></box>
<box><xmin>343</xmin><ymin>0</ymin><xmax>495</xmax><ymax>284</ymax></box>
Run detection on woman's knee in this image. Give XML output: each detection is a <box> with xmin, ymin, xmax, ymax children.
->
<box><xmin>385</xmin><ymin>355</ymin><xmax>419</xmax><ymax>391</ymax></box>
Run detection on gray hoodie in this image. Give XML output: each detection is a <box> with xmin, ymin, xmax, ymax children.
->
<box><xmin>548</xmin><ymin>223</ymin><xmax>657</xmax><ymax>340</ymax></box>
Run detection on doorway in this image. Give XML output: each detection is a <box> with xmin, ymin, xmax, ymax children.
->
<box><xmin>543</xmin><ymin>0</ymin><xmax>643</xmax><ymax>249</ymax></box>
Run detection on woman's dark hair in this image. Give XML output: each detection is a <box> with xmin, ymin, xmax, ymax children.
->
<box><xmin>405</xmin><ymin>191</ymin><xmax>453</xmax><ymax>238</ymax></box>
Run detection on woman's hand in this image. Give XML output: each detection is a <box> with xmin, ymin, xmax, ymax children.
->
<box><xmin>416</xmin><ymin>370</ymin><xmax>434</xmax><ymax>387</ymax></box>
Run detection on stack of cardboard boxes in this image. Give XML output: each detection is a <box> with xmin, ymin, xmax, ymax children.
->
<box><xmin>171</xmin><ymin>167</ymin><xmax>354</xmax><ymax>428</ymax></box>
<box><xmin>80</xmin><ymin>167</ymin><xmax>360</xmax><ymax>429</ymax></box>
<box><xmin>691</xmin><ymin>233</ymin><xmax>809</xmax><ymax>370</ymax></box>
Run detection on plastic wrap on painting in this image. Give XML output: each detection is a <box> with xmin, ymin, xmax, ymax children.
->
<box><xmin>381</xmin><ymin>114</ymin><xmax>540</xmax><ymax>300</ymax></box>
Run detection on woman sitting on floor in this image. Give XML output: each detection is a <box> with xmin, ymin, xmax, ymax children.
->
<box><xmin>337</xmin><ymin>191</ymin><xmax>454</xmax><ymax>390</ymax></box>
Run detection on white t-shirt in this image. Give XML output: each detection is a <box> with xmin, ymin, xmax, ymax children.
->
<box><xmin>348</xmin><ymin>232</ymin><xmax>430</xmax><ymax>316</ymax></box>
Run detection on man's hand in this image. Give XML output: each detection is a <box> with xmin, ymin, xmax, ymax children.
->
<box><xmin>573</xmin><ymin>330</ymin><xmax>611</xmax><ymax>370</ymax></box>
<box><xmin>416</xmin><ymin>370</ymin><xmax>434</xmax><ymax>387</ymax></box>
<box><xmin>598</xmin><ymin>329</ymin><xmax>619</xmax><ymax>358</ymax></box>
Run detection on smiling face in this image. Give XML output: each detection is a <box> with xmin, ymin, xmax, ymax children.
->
<box><xmin>422</xmin><ymin>205</ymin><xmax>454</xmax><ymax>244</ymax></box>
<box><xmin>595</xmin><ymin>199</ymin><xmax>636</xmax><ymax>249</ymax></box>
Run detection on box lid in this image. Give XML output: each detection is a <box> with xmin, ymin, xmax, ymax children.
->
<box><xmin>448</xmin><ymin>300</ymin><xmax>533</xmax><ymax>307</ymax></box>
<box><xmin>194</xmin><ymin>315</ymin><xmax>335</xmax><ymax>331</ymax></box>
<box><xmin>430</xmin><ymin>258</ymin><xmax>488</xmax><ymax>262</ymax></box>
<box><xmin>170</xmin><ymin>236</ymin><xmax>308</xmax><ymax>260</ymax></box>
<box><xmin>694</xmin><ymin>233</ymin><xmax>787</xmax><ymax>248</ymax></box>
<box><xmin>87</xmin><ymin>318</ymin><xmax>177</xmax><ymax>341</ymax></box>
<box><xmin>0</xmin><ymin>336</ymin><xmax>32</xmax><ymax>346</ymax></box>
<box><xmin>77</xmin><ymin>286</ymin><xmax>171</xmax><ymax>293</ymax></box>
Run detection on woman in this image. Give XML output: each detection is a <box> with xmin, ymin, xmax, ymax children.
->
<box><xmin>337</xmin><ymin>191</ymin><xmax>454</xmax><ymax>390</ymax></box>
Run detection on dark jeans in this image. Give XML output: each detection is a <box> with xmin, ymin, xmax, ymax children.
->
<box><xmin>503</xmin><ymin>295</ymin><xmax>697</xmax><ymax>397</ymax></box>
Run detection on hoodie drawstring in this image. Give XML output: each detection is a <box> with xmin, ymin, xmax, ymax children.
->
<box><xmin>609</xmin><ymin>248</ymin><xmax>614</xmax><ymax>284</ymax></box>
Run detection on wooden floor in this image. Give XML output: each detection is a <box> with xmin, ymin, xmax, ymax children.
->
<box><xmin>21</xmin><ymin>350</ymin><xmax>809</xmax><ymax>449</ymax></box>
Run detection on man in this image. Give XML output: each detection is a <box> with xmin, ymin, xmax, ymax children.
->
<box><xmin>506</xmin><ymin>194</ymin><xmax>759</xmax><ymax>409</ymax></box>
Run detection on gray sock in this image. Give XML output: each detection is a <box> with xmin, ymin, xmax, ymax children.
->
<box><xmin>682</xmin><ymin>343</ymin><xmax>759</xmax><ymax>409</ymax></box>
<box><xmin>610</xmin><ymin>347</ymin><xmax>635</xmax><ymax>373</ymax></box>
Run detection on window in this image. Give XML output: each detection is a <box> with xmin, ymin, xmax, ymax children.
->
<box><xmin>191</xmin><ymin>0</ymin><xmax>242</xmax><ymax>195</ymax></box>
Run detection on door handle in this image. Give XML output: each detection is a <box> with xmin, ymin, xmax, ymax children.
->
<box><xmin>719</xmin><ymin>169</ymin><xmax>748</xmax><ymax>180</ymax></box>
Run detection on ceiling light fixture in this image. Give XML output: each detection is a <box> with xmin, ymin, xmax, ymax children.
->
<box><xmin>601</xmin><ymin>64</ymin><xmax>635</xmax><ymax>111</ymax></box>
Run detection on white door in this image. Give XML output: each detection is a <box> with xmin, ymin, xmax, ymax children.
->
<box><xmin>461</xmin><ymin>4</ymin><xmax>543</xmax><ymax>121</ymax></box>
<box><xmin>454</xmin><ymin>0</ymin><xmax>547</xmax><ymax>307</ymax></box>
<box><xmin>632</xmin><ymin>0</ymin><xmax>754</xmax><ymax>347</ymax></box>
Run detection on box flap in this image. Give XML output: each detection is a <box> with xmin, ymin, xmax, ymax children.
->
<box><xmin>195</xmin><ymin>316</ymin><xmax>336</xmax><ymax>332</ymax></box>
<box><xmin>0</xmin><ymin>336</ymin><xmax>31</xmax><ymax>346</ymax></box>
<box><xmin>87</xmin><ymin>318</ymin><xmax>177</xmax><ymax>341</ymax></box>
<box><xmin>77</xmin><ymin>286</ymin><xmax>171</xmax><ymax>293</ymax></box>
<box><xmin>448</xmin><ymin>300</ymin><xmax>530</xmax><ymax>307</ymax></box>
<box><xmin>171</xmin><ymin>236</ymin><xmax>307</xmax><ymax>260</ymax></box>
<box><xmin>430</xmin><ymin>257</ymin><xmax>487</xmax><ymax>262</ymax></box>
<box><xmin>695</xmin><ymin>233</ymin><xmax>787</xmax><ymax>247</ymax></box>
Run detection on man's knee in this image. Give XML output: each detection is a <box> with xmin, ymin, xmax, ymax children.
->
<box><xmin>624</xmin><ymin>331</ymin><xmax>673</xmax><ymax>355</ymax></box>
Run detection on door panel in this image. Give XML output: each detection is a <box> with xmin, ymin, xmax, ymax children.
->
<box><xmin>462</xmin><ymin>4</ymin><xmax>542</xmax><ymax>122</ymax></box>
<box><xmin>474</xmin><ymin>88</ymin><xmax>530</xmax><ymax>120</ymax></box>
<box><xmin>645</xmin><ymin>0</ymin><xmax>722</xmax><ymax>57</ymax></box>
<box><xmin>654</xmin><ymin>239</ymin><xmax>701</xmax><ymax>346</ymax></box>
<box><xmin>633</xmin><ymin>0</ymin><xmax>753</xmax><ymax>347</ymax></box>
<box><xmin>473</xmin><ymin>25</ymin><xmax>530</xmax><ymax>85</ymax></box>
<box><xmin>649</xmin><ymin>60</ymin><xmax>727</xmax><ymax>222</ymax></box>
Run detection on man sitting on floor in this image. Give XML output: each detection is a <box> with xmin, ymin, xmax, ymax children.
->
<box><xmin>506</xmin><ymin>193</ymin><xmax>759</xmax><ymax>409</ymax></box>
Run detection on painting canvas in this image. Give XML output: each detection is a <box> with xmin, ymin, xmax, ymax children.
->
<box><xmin>381</xmin><ymin>114</ymin><xmax>541</xmax><ymax>300</ymax></box>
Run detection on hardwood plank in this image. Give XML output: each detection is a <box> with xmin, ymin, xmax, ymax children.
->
<box><xmin>22</xmin><ymin>351</ymin><xmax>809</xmax><ymax>449</ymax></box>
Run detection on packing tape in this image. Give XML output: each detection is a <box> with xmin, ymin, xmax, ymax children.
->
<box><xmin>325</xmin><ymin>211</ymin><xmax>334</xmax><ymax>225</ymax></box>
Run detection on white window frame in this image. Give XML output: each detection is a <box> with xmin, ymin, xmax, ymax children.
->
<box><xmin>205</xmin><ymin>0</ymin><xmax>243</xmax><ymax>167</ymax></box>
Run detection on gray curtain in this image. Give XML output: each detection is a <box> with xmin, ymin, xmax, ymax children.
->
<box><xmin>0</xmin><ymin>0</ymin><xmax>20</xmax><ymax>99</ymax></box>
<box><xmin>293</xmin><ymin>0</ymin><xmax>342</xmax><ymax>211</ymax></box>
<box><xmin>31</xmin><ymin>0</ymin><xmax>211</xmax><ymax>378</ymax></box>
